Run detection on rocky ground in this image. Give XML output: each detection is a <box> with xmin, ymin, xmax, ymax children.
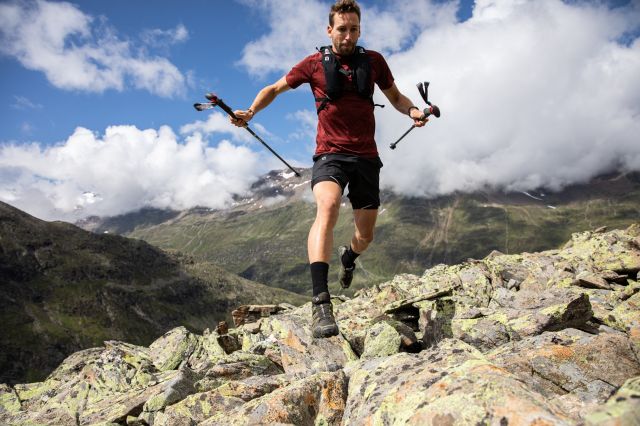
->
<box><xmin>1</xmin><ymin>225</ymin><xmax>639</xmax><ymax>425</ymax></box>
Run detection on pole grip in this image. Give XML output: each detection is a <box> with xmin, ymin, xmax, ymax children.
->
<box><xmin>424</xmin><ymin>104</ymin><xmax>441</xmax><ymax>118</ymax></box>
<box><xmin>215</xmin><ymin>99</ymin><xmax>237</xmax><ymax>119</ymax></box>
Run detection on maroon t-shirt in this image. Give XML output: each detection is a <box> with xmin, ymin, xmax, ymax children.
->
<box><xmin>286</xmin><ymin>49</ymin><xmax>394</xmax><ymax>158</ymax></box>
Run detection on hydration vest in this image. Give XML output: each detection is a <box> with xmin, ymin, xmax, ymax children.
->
<box><xmin>315</xmin><ymin>45</ymin><xmax>375</xmax><ymax>113</ymax></box>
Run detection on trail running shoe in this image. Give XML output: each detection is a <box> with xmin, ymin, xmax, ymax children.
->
<box><xmin>311</xmin><ymin>292</ymin><xmax>339</xmax><ymax>338</ymax></box>
<box><xmin>338</xmin><ymin>245</ymin><xmax>356</xmax><ymax>289</ymax></box>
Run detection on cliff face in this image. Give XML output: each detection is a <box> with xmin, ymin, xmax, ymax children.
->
<box><xmin>1</xmin><ymin>225</ymin><xmax>639</xmax><ymax>425</ymax></box>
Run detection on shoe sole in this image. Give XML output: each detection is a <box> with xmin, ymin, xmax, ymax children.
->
<box><xmin>312</xmin><ymin>324</ymin><xmax>339</xmax><ymax>338</ymax></box>
<box><xmin>338</xmin><ymin>246</ymin><xmax>354</xmax><ymax>289</ymax></box>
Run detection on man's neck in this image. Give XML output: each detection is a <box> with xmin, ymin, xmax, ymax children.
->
<box><xmin>331</xmin><ymin>46</ymin><xmax>356</xmax><ymax>57</ymax></box>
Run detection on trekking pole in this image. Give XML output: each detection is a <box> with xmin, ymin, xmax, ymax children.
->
<box><xmin>389</xmin><ymin>82</ymin><xmax>441</xmax><ymax>150</ymax></box>
<box><xmin>194</xmin><ymin>93</ymin><xmax>301</xmax><ymax>177</ymax></box>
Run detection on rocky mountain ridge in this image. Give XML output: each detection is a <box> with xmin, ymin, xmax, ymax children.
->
<box><xmin>2</xmin><ymin>225</ymin><xmax>638</xmax><ymax>425</ymax></box>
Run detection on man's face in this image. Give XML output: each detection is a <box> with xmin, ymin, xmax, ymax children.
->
<box><xmin>327</xmin><ymin>12</ymin><xmax>360</xmax><ymax>55</ymax></box>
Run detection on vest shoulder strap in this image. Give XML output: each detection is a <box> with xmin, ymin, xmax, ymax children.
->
<box><xmin>315</xmin><ymin>45</ymin><xmax>374</xmax><ymax>114</ymax></box>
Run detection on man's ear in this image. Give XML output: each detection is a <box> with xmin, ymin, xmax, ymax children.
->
<box><xmin>327</xmin><ymin>25</ymin><xmax>332</xmax><ymax>37</ymax></box>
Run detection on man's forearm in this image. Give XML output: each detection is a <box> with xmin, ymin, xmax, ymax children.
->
<box><xmin>391</xmin><ymin>93</ymin><xmax>418</xmax><ymax>116</ymax></box>
<box><xmin>249</xmin><ymin>76</ymin><xmax>291</xmax><ymax>115</ymax></box>
<box><xmin>249</xmin><ymin>85</ymin><xmax>278</xmax><ymax>115</ymax></box>
<box><xmin>231</xmin><ymin>76</ymin><xmax>290</xmax><ymax>125</ymax></box>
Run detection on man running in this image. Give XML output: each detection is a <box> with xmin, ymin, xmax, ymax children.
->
<box><xmin>231</xmin><ymin>0</ymin><xmax>428</xmax><ymax>338</ymax></box>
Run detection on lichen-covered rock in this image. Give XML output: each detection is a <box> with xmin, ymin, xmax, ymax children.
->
<box><xmin>584</xmin><ymin>375</ymin><xmax>640</xmax><ymax>426</ymax></box>
<box><xmin>451</xmin><ymin>313</ymin><xmax>513</xmax><ymax>351</ymax></box>
<box><xmin>455</xmin><ymin>262</ymin><xmax>494</xmax><ymax>307</ymax></box>
<box><xmin>576</xmin><ymin>271</ymin><xmax>612</xmax><ymax>289</ymax></box>
<box><xmin>79</xmin><ymin>374</ymin><xmax>174</xmax><ymax>425</ymax></box>
<box><xmin>604</xmin><ymin>291</ymin><xmax>640</xmax><ymax>333</ymax></box>
<box><xmin>489</xmin><ymin>328</ymin><xmax>640</xmax><ymax>420</ymax></box>
<box><xmin>231</xmin><ymin>304</ymin><xmax>285</xmax><ymax>327</ymax></box>
<box><xmin>46</xmin><ymin>347</ymin><xmax>104</xmax><ymax>383</ymax></box>
<box><xmin>450</xmin><ymin>292</ymin><xmax>593</xmax><ymax>352</ymax></box>
<box><xmin>142</xmin><ymin>368</ymin><xmax>197</xmax><ymax>413</ymax></box>
<box><xmin>187</xmin><ymin>329</ymin><xmax>228</xmax><ymax>373</ymax></box>
<box><xmin>335</xmin><ymin>294</ymin><xmax>386</xmax><ymax>355</ymax></box>
<box><xmin>585</xmin><ymin>376</ymin><xmax>640</xmax><ymax>426</ymax></box>
<box><xmin>194</xmin><ymin>351</ymin><xmax>283</xmax><ymax>392</ymax></box>
<box><xmin>215</xmin><ymin>374</ymin><xmax>292</xmax><ymax>401</ymax></box>
<box><xmin>0</xmin><ymin>384</ymin><xmax>20</xmax><ymax>415</ymax></box>
<box><xmin>345</xmin><ymin>340</ymin><xmax>572</xmax><ymax>425</ymax></box>
<box><xmin>566</xmin><ymin>227</ymin><xmax>640</xmax><ymax>271</ymax></box>
<box><xmin>260</xmin><ymin>307</ymin><xmax>357</xmax><ymax>377</ymax></box>
<box><xmin>507</xmin><ymin>293</ymin><xmax>593</xmax><ymax>336</ymax></box>
<box><xmin>201</xmin><ymin>370</ymin><xmax>348</xmax><ymax>425</ymax></box>
<box><xmin>149</xmin><ymin>326</ymin><xmax>199</xmax><ymax>371</ymax></box>
<box><xmin>619</xmin><ymin>279</ymin><xmax>640</xmax><ymax>301</ymax></box>
<box><xmin>361</xmin><ymin>320</ymin><xmax>402</xmax><ymax>359</ymax></box>
<box><xmin>158</xmin><ymin>388</ymin><xmax>245</xmax><ymax>425</ymax></box>
<box><xmin>483</xmin><ymin>252</ymin><xmax>528</xmax><ymax>289</ymax></box>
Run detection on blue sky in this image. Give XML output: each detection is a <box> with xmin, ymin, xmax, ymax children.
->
<box><xmin>0</xmin><ymin>0</ymin><xmax>473</xmax><ymax>158</ymax></box>
<box><xmin>1</xmin><ymin>0</ymin><xmax>639</xmax><ymax>220</ymax></box>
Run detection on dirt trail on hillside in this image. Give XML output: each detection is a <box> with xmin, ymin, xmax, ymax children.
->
<box><xmin>415</xmin><ymin>197</ymin><xmax>459</xmax><ymax>265</ymax></box>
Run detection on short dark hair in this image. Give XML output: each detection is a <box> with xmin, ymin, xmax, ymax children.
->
<box><xmin>329</xmin><ymin>0</ymin><xmax>361</xmax><ymax>26</ymax></box>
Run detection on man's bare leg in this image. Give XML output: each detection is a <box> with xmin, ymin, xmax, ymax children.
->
<box><xmin>308</xmin><ymin>180</ymin><xmax>342</xmax><ymax>338</ymax></box>
<box><xmin>351</xmin><ymin>208</ymin><xmax>378</xmax><ymax>254</ymax></box>
<box><xmin>308</xmin><ymin>181</ymin><xmax>343</xmax><ymax>263</ymax></box>
<box><xmin>338</xmin><ymin>208</ymin><xmax>378</xmax><ymax>289</ymax></box>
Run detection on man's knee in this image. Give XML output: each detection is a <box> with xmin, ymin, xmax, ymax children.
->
<box><xmin>355</xmin><ymin>229</ymin><xmax>374</xmax><ymax>244</ymax></box>
<box><xmin>316</xmin><ymin>196</ymin><xmax>340</xmax><ymax>213</ymax></box>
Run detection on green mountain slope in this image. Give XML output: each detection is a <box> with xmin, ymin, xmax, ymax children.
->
<box><xmin>118</xmin><ymin>172</ymin><xmax>640</xmax><ymax>296</ymax></box>
<box><xmin>0</xmin><ymin>201</ymin><xmax>306</xmax><ymax>384</ymax></box>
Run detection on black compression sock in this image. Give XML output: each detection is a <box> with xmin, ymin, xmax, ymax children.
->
<box><xmin>341</xmin><ymin>246</ymin><xmax>360</xmax><ymax>268</ymax></box>
<box><xmin>310</xmin><ymin>262</ymin><xmax>329</xmax><ymax>296</ymax></box>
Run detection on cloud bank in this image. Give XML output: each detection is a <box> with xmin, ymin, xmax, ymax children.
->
<box><xmin>238</xmin><ymin>0</ymin><xmax>640</xmax><ymax>196</ymax></box>
<box><xmin>0</xmin><ymin>124</ymin><xmax>264</xmax><ymax>221</ymax></box>
<box><xmin>0</xmin><ymin>0</ymin><xmax>186</xmax><ymax>97</ymax></box>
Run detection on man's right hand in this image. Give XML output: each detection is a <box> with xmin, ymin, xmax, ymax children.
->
<box><xmin>230</xmin><ymin>109</ymin><xmax>254</xmax><ymax>127</ymax></box>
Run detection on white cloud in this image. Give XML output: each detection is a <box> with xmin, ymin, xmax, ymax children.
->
<box><xmin>236</xmin><ymin>0</ymin><xmax>455</xmax><ymax>77</ymax></box>
<box><xmin>179</xmin><ymin>110</ymin><xmax>255</xmax><ymax>143</ymax></box>
<box><xmin>361</xmin><ymin>0</ymin><xmax>457</xmax><ymax>53</ymax></box>
<box><xmin>141</xmin><ymin>24</ymin><xmax>189</xmax><ymax>47</ymax></box>
<box><xmin>378</xmin><ymin>0</ymin><xmax>640</xmax><ymax>196</ymax></box>
<box><xmin>11</xmin><ymin>95</ymin><xmax>43</xmax><ymax>110</ymax></box>
<box><xmin>0</xmin><ymin>0</ymin><xmax>186</xmax><ymax>97</ymax></box>
<box><xmin>0</xmin><ymin>125</ymin><xmax>265</xmax><ymax>221</ymax></box>
<box><xmin>238</xmin><ymin>0</ymin><xmax>640</xmax><ymax>196</ymax></box>
<box><xmin>20</xmin><ymin>122</ymin><xmax>35</xmax><ymax>135</ymax></box>
<box><xmin>236</xmin><ymin>0</ymin><xmax>328</xmax><ymax>78</ymax></box>
<box><xmin>286</xmin><ymin>109</ymin><xmax>318</xmax><ymax>156</ymax></box>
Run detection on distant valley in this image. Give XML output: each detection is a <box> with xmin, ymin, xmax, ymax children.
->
<box><xmin>79</xmin><ymin>170</ymin><xmax>640</xmax><ymax>296</ymax></box>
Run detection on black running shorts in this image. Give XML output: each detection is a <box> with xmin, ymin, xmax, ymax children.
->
<box><xmin>311</xmin><ymin>153</ymin><xmax>383</xmax><ymax>209</ymax></box>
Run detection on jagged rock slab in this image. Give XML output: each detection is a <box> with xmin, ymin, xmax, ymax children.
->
<box><xmin>259</xmin><ymin>305</ymin><xmax>358</xmax><ymax>377</ymax></box>
<box><xmin>149</xmin><ymin>326</ymin><xmax>199</xmax><ymax>371</ymax></box>
<box><xmin>584</xmin><ymin>375</ymin><xmax>640</xmax><ymax>425</ymax></box>
<box><xmin>193</xmin><ymin>351</ymin><xmax>283</xmax><ymax>392</ymax></box>
<box><xmin>200</xmin><ymin>370</ymin><xmax>347</xmax><ymax>425</ymax></box>
<box><xmin>231</xmin><ymin>304</ymin><xmax>286</xmax><ymax>326</ymax></box>
<box><xmin>488</xmin><ymin>328</ymin><xmax>640</xmax><ymax>420</ymax></box>
<box><xmin>344</xmin><ymin>338</ymin><xmax>573</xmax><ymax>425</ymax></box>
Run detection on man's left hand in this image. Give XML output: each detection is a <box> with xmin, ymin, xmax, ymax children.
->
<box><xmin>410</xmin><ymin>109</ymin><xmax>428</xmax><ymax>127</ymax></box>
